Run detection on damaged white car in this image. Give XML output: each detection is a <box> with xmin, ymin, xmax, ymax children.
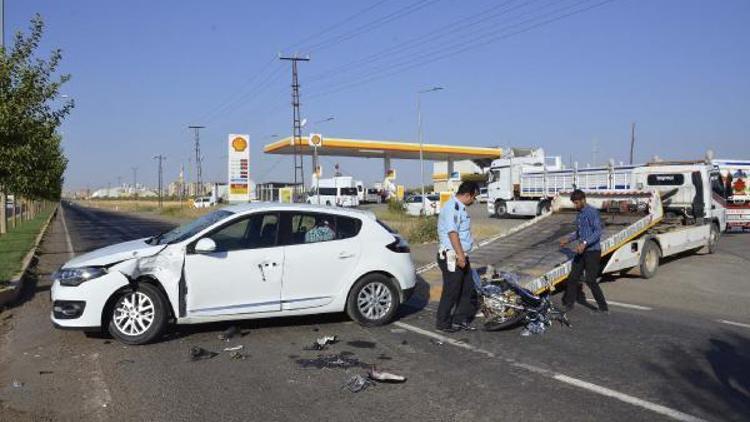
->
<box><xmin>51</xmin><ymin>203</ymin><xmax>416</xmax><ymax>344</ymax></box>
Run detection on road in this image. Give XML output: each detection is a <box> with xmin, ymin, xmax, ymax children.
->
<box><xmin>1</xmin><ymin>202</ymin><xmax>748</xmax><ymax>421</ymax></box>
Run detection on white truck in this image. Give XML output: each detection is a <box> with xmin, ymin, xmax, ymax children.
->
<box><xmin>714</xmin><ymin>159</ymin><xmax>750</xmax><ymax>230</ymax></box>
<box><xmin>307</xmin><ymin>176</ymin><xmax>360</xmax><ymax>207</ymax></box>
<box><xmin>472</xmin><ymin>159</ymin><xmax>727</xmax><ymax>308</ymax></box>
<box><xmin>486</xmin><ymin>147</ymin><xmax>565</xmax><ymax>218</ymax></box>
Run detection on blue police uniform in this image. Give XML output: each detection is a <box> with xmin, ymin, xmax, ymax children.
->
<box><xmin>435</xmin><ymin>196</ymin><xmax>477</xmax><ymax>330</ymax></box>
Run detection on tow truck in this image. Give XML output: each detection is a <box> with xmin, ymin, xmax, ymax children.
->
<box><xmin>474</xmin><ymin>157</ymin><xmax>727</xmax><ymax>295</ymax></box>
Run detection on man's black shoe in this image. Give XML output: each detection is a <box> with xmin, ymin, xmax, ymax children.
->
<box><xmin>455</xmin><ymin>322</ymin><xmax>477</xmax><ymax>331</ymax></box>
<box><xmin>436</xmin><ymin>325</ymin><xmax>459</xmax><ymax>333</ymax></box>
<box><xmin>592</xmin><ymin>308</ymin><xmax>610</xmax><ymax>315</ymax></box>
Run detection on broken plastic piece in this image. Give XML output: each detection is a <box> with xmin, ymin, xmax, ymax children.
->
<box><xmin>11</xmin><ymin>379</ymin><xmax>24</xmax><ymax>388</ymax></box>
<box><xmin>189</xmin><ymin>346</ymin><xmax>218</xmax><ymax>361</ymax></box>
<box><xmin>430</xmin><ymin>339</ymin><xmax>444</xmax><ymax>346</ymax></box>
<box><xmin>223</xmin><ymin>345</ymin><xmax>244</xmax><ymax>352</ymax></box>
<box><xmin>342</xmin><ymin>375</ymin><xmax>375</xmax><ymax>393</ymax></box>
<box><xmin>304</xmin><ymin>335</ymin><xmax>338</xmax><ymax>350</ymax></box>
<box><xmin>368</xmin><ymin>368</ymin><xmax>407</xmax><ymax>383</ymax></box>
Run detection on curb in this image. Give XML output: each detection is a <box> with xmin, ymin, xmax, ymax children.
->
<box><xmin>0</xmin><ymin>204</ymin><xmax>59</xmax><ymax>307</ymax></box>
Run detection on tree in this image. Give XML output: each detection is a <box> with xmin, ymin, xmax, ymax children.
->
<box><xmin>0</xmin><ymin>14</ymin><xmax>73</xmax><ymax>233</ymax></box>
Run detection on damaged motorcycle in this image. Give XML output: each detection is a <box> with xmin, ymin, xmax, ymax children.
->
<box><xmin>472</xmin><ymin>267</ymin><xmax>571</xmax><ymax>332</ymax></box>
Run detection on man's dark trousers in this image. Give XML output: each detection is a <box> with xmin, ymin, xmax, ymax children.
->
<box><xmin>563</xmin><ymin>250</ymin><xmax>608</xmax><ymax>311</ymax></box>
<box><xmin>436</xmin><ymin>255</ymin><xmax>476</xmax><ymax>329</ymax></box>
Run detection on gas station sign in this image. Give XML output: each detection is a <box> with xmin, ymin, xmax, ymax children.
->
<box><xmin>228</xmin><ymin>134</ymin><xmax>250</xmax><ymax>202</ymax></box>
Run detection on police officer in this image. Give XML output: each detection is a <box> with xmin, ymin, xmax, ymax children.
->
<box><xmin>436</xmin><ymin>181</ymin><xmax>480</xmax><ymax>333</ymax></box>
<box><xmin>559</xmin><ymin>189</ymin><xmax>609</xmax><ymax>313</ymax></box>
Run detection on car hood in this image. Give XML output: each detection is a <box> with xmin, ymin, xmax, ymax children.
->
<box><xmin>62</xmin><ymin>238</ymin><xmax>167</xmax><ymax>269</ymax></box>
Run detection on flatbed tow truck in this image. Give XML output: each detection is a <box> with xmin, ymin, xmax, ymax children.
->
<box><xmin>472</xmin><ymin>159</ymin><xmax>727</xmax><ymax>295</ymax></box>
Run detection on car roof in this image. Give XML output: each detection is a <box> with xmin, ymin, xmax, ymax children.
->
<box><xmin>222</xmin><ymin>202</ymin><xmax>376</xmax><ymax>220</ymax></box>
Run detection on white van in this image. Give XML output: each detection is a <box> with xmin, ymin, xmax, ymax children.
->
<box><xmin>308</xmin><ymin>176</ymin><xmax>360</xmax><ymax>207</ymax></box>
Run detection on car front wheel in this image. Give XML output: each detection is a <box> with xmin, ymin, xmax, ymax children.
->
<box><xmin>107</xmin><ymin>283</ymin><xmax>168</xmax><ymax>345</ymax></box>
<box><xmin>346</xmin><ymin>274</ymin><xmax>400</xmax><ymax>326</ymax></box>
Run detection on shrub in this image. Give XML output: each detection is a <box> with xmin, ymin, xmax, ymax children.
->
<box><xmin>408</xmin><ymin>215</ymin><xmax>438</xmax><ymax>244</ymax></box>
<box><xmin>387</xmin><ymin>199</ymin><xmax>405</xmax><ymax>214</ymax></box>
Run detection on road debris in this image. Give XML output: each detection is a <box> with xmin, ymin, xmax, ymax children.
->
<box><xmin>223</xmin><ymin>345</ymin><xmax>244</xmax><ymax>352</ymax></box>
<box><xmin>229</xmin><ymin>351</ymin><xmax>247</xmax><ymax>360</ymax></box>
<box><xmin>342</xmin><ymin>375</ymin><xmax>375</xmax><ymax>393</ymax></box>
<box><xmin>218</xmin><ymin>326</ymin><xmax>241</xmax><ymax>341</ymax></box>
<box><xmin>377</xmin><ymin>354</ymin><xmax>393</xmax><ymax>360</ymax></box>
<box><xmin>304</xmin><ymin>335</ymin><xmax>338</xmax><ymax>350</ymax></box>
<box><xmin>11</xmin><ymin>379</ymin><xmax>24</xmax><ymax>388</ymax></box>
<box><xmin>38</xmin><ymin>370</ymin><xmax>54</xmax><ymax>375</ymax></box>
<box><xmin>295</xmin><ymin>352</ymin><xmax>369</xmax><ymax>370</ymax></box>
<box><xmin>189</xmin><ymin>346</ymin><xmax>219</xmax><ymax>361</ymax></box>
<box><xmin>368</xmin><ymin>367</ymin><xmax>407</xmax><ymax>383</ymax></box>
<box><xmin>430</xmin><ymin>339</ymin><xmax>444</xmax><ymax>346</ymax></box>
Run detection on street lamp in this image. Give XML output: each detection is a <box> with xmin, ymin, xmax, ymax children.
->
<box><xmin>417</xmin><ymin>87</ymin><xmax>443</xmax><ymax>215</ymax></box>
<box><xmin>303</xmin><ymin>117</ymin><xmax>335</xmax><ymax>205</ymax></box>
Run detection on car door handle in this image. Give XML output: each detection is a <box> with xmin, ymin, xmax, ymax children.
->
<box><xmin>338</xmin><ymin>252</ymin><xmax>356</xmax><ymax>259</ymax></box>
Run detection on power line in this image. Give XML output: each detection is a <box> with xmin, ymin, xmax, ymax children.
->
<box><xmin>284</xmin><ymin>0</ymin><xmax>392</xmax><ymax>53</ymax></box>
<box><xmin>303</xmin><ymin>0</ymin><xmax>444</xmax><ymax>53</ymax></box>
<box><xmin>305</xmin><ymin>0</ymin><xmax>615</xmax><ymax>101</ymax></box>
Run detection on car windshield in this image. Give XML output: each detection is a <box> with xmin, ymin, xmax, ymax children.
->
<box><xmin>341</xmin><ymin>187</ymin><xmax>358</xmax><ymax>196</ymax></box>
<box><xmin>427</xmin><ymin>195</ymin><xmax>440</xmax><ymax>201</ymax></box>
<box><xmin>149</xmin><ymin>209</ymin><xmax>234</xmax><ymax>245</ymax></box>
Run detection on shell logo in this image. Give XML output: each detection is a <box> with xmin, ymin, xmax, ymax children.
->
<box><xmin>231</xmin><ymin>137</ymin><xmax>248</xmax><ymax>152</ymax></box>
<box><xmin>309</xmin><ymin>133</ymin><xmax>323</xmax><ymax>147</ymax></box>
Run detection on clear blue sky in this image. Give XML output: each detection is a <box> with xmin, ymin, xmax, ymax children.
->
<box><xmin>5</xmin><ymin>0</ymin><xmax>750</xmax><ymax>190</ymax></box>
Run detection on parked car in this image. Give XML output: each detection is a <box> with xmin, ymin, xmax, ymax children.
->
<box><xmin>403</xmin><ymin>194</ymin><xmax>441</xmax><ymax>216</ymax></box>
<box><xmin>51</xmin><ymin>203</ymin><xmax>416</xmax><ymax>344</ymax></box>
<box><xmin>192</xmin><ymin>197</ymin><xmax>216</xmax><ymax>208</ymax></box>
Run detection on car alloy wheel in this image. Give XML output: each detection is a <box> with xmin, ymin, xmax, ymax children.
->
<box><xmin>357</xmin><ymin>281</ymin><xmax>393</xmax><ymax>321</ymax></box>
<box><xmin>113</xmin><ymin>291</ymin><xmax>155</xmax><ymax>336</ymax></box>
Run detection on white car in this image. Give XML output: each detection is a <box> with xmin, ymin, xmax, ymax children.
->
<box><xmin>51</xmin><ymin>203</ymin><xmax>416</xmax><ymax>344</ymax></box>
<box><xmin>403</xmin><ymin>194</ymin><xmax>441</xmax><ymax>216</ymax></box>
<box><xmin>192</xmin><ymin>197</ymin><xmax>216</xmax><ymax>208</ymax></box>
<box><xmin>478</xmin><ymin>187</ymin><xmax>488</xmax><ymax>203</ymax></box>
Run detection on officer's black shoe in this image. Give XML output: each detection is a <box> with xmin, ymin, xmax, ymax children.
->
<box><xmin>455</xmin><ymin>322</ymin><xmax>477</xmax><ymax>331</ymax></box>
<box><xmin>436</xmin><ymin>325</ymin><xmax>460</xmax><ymax>333</ymax></box>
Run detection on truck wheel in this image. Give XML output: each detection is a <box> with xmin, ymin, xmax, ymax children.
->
<box><xmin>346</xmin><ymin>274</ymin><xmax>400</xmax><ymax>327</ymax></box>
<box><xmin>639</xmin><ymin>240</ymin><xmax>660</xmax><ymax>279</ymax></box>
<box><xmin>494</xmin><ymin>200</ymin><xmax>508</xmax><ymax>219</ymax></box>
<box><xmin>707</xmin><ymin>223</ymin><xmax>720</xmax><ymax>254</ymax></box>
<box><xmin>107</xmin><ymin>283</ymin><xmax>168</xmax><ymax>345</ymax></box>
<box><xmin>537</xmin><ymin>200</ymin><xmax>551</xmax><ymax>216</ymax></box>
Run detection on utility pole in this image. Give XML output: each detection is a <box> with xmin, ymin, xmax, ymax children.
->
<box><xmin>153</xmin><ymin>155</ymin><xmax>166</xmax><ymax>208</ymax></box>
<box><xmin>131</xmin><ymin>167</ymin><xmax>138</xmax><ymax>209</ymax></box>
<box><xmin>417</xmin><ymin>87</ymin><xmax>443</xmax><ymax>215</ymax></box>
<box><xmin>629</xmin><ymin>122</ymin><xmax>636</xmax><ymax>165</ymax></box>
<box><xmin>188</xmin><ymin>125</ymin><xmax>205</xmax><ymax>198</ymax></box>
<box><xmin>279</xmin><ymin>55</ymin><xmax>310</xmax><ymax>201</ymax></box>
<box><xmin>592</xmin><ymin>139</ymin><xmax>599</xmax><ymax>167</ymax></box>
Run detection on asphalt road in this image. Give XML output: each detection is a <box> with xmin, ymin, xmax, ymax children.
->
<box><xmin>1</xmin><ymin>202</ymin><xmax>749</xmax><ymax>421</ymax></box>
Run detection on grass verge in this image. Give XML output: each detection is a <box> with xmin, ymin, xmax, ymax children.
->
<box><xmin>0</xmin><ymin>206</ymin><xmax>55</xmax><ymax>283</ymax></box>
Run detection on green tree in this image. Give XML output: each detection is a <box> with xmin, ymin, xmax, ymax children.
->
<box><xmin>0</xmin><ymin>14</ymin><xmax>73</xmax><ymax>233</ymax></box>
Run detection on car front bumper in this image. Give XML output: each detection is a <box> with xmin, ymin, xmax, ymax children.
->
<box><xmin>50</xmin><ymin>270</ymin><xmax>130</xmax><ymax>329</ymax></box>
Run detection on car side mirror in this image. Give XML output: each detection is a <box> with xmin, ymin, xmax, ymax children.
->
<box><xmin>195</xmin><ymin>238</ymin><xmax>217</xmax><ymax>254</ymax></box>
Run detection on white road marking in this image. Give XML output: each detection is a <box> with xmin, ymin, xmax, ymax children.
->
<box><xmin>587</xmin><ymin>299</ymin><xmax>652</xmax><ymax>311</ymax></box>
<box><xmin>416</xmin><ymin>262</ymin><xmax>438</xmax><ymax>274</ymax></box>
<box><xmin>59</xmin><ymin>205</ymin><xmax>75</xmax><ymax>258</ymax></box>
<box><xmin>552</xmin><ymin>374</ymin><xmax>705</xmax><ymax>422</ymax></box>
<box><xmin>717</xmin><ymin>319</ymin><xmax>750</xmax><ymax>329</ymax></box>
<box><xmin>394</xmin><ymin>321</ymin><xmax>705</xmax><ymax>422</ymax></box>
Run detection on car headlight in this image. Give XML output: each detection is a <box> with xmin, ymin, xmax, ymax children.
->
<box><xmin>53</xmin><ymin>267</ymin><xmax>108</xmax><ymax>286</ymax></box>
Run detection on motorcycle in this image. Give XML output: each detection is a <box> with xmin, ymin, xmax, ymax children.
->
<box><xmin>472</xmin><ymin>266</ymin><xmax>571</xmax><ymax>332</ymax></box>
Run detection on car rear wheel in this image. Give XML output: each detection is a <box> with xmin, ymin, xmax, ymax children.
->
<box><xmin>346</xmin><ymin>274</ymin><xmax>400</xmax><ymax>326</ymax></box>
<box><xmin>107</xmin><ymin>283</ymin><xmax>168</xmax><ymax>345</ymax></box>
<box><xmin>707</xmin><ymin>223</ymin><xmax>720</xmax><ymax>254</ymax></box>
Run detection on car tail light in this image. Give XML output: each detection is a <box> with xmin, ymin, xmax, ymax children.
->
<box><xmin>386</xmin><ymin>236</ymin><xmax>410</xmax><ymax>253</ymax></box>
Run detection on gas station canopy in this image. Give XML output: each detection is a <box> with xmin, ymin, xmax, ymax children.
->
<box><xmin>263</xmin><ymin>136</ymin><xmax>502</xmax><ymax>161</ymax></box>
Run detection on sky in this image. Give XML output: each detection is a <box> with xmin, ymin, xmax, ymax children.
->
<box><xmin>4</xmin><ymin>0</ymin><xmax>750</xmax><ymax>190</ymax></box>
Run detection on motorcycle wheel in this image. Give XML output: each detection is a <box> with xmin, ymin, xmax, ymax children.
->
<box><xmin>483</xmin><ymin>310</ymin><xmax>527</xmax><ymax>331</ymax></box>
